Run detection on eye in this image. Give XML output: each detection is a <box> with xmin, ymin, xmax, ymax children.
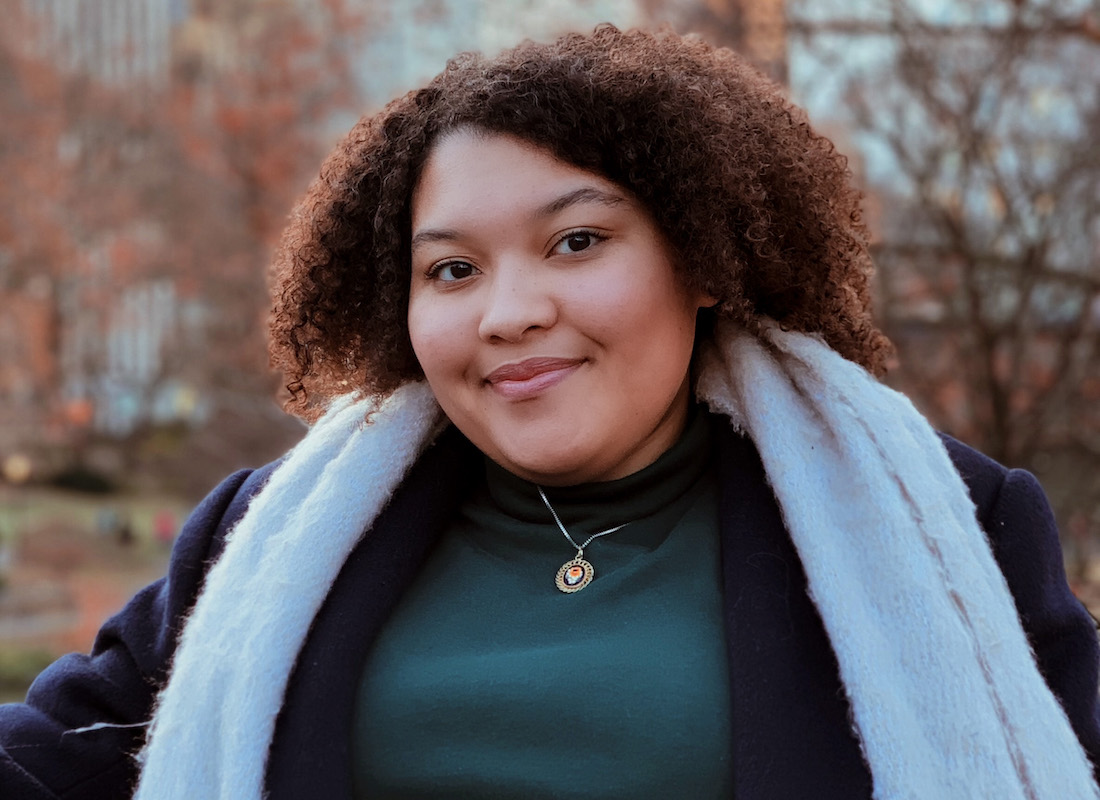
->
<box><xmin>426</xmin><ymin>260</ymin><xmax>480</xmax><ymax>282</ymax></box>
<box><xmin>551</xmin><ymin>229</ymin><xmax>606</xmax><ymax>255</ymax></box>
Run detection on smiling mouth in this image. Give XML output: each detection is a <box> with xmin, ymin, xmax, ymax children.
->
<box><xmin>486</xmin><ymin>357</ymin><xmax>583</xmax><ymax>400</ymax></box>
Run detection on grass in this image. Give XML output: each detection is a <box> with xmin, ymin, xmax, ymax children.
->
<box><xmin>0</xmin><ymin>485</ymin><xmax>192</xmax><ymax>551</ymax></box>
<box><xmin>0</xmin><ymin>485</ymin><xmax>193</xmax><ymax>704</ymax></box>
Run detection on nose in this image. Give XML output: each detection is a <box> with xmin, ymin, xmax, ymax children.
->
<box><xmin>477</xmin><ymin>261</ymin><xmax>557</xmax><ymax>343</ymax></box>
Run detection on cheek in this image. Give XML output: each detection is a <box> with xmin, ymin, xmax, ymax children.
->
<box><xmin>628</xmin><ymin>304</ymin><xmax>700</xmax><ymax>395</ymax></box>
<box><xmin>407</xmin><ymin>297</ymin><xmax>481</xmax><ymax>407</ymax></box>
<box><xmin>601</xmin><ymin>281</ymin><xmax>699</xmax><ymax>355</ymax></box>
<box><xmin>407</xmin><ymin>299</ymin><xmax>451</xmax><ymax>377</ymax></box>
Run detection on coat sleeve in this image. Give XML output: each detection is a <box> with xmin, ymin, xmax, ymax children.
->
<box><xmin>943</xmin><ymin>436</ymin><xmax>1100</xmax><ymax>772</ymax></box>
<box><xmin>0</xmin><ymin>465</ymin><xmax>273</xmax><ymax>800</ymax></box>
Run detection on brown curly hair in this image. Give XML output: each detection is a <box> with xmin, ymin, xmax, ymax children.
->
<box><xmin>269</xmin><ymin>25</ymin><xmax>892</xmax><ymax>419</ymax></box>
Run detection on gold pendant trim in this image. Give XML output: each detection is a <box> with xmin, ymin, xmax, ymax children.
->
<box><xmin>555</xmin><ymin>557</ymin><xmax>594</xmax><ymax>593</ymax></box>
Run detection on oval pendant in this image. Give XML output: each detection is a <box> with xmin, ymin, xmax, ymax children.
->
<box><xmin>555</xmin><ymin>557</ymin><xmax>594</xmax><ymax>593</ymax></box>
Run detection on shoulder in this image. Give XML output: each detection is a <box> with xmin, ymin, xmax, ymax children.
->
<box><xmin>76</xmin><ymin>459</ymin><xmax>284</xmax><ymax>674</ymax></box>
<box><xmin>936</xmin><ymin>432</ymin><xmax>1056</xmax><ymax>572</ymax></box>
<box><xmin>937</xmin><ymin>433</ymin><xmax>1011</xmax><ymax>516</ymax></box>
<box><xmin>936</xmin><ymin>433</ymin><xmax>1059</xmax><ymax>555</ymax></box>
<box><xmin>181</xmin><ymin>459</ymin><xmax>282</xmax><ymax>564</ymax></box>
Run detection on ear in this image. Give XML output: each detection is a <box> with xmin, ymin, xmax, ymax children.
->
<box><xmin>696</xmin><ymin>292</ymin><xmax>719</xmax><ymax>310</ymax></box>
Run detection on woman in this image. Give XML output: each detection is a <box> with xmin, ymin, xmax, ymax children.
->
<box><xmin>3</xmin><ymin>25</ymin><xmax>1099</xmax><ymax>800</ymax></box>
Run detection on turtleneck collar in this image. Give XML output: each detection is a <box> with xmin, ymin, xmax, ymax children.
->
<box><xmin>481</xmin><ymin>404</ymin><xmax>712</xmax><ymax>534</ymax></box>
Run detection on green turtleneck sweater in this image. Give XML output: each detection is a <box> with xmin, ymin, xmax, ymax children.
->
<box><xmin>352</xmin><ymin>410</ymin><xmax>731</xmax><ymax>799</ymax></box>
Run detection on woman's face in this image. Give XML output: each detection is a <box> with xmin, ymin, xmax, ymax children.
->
<box><xmin>407</xmin><ymin>130</ymin><xmax>712</xmax><ymax>486</ymax></box>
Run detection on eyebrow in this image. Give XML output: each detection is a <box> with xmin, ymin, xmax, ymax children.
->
<box><xmin>410</xmin><ymin>186</ymin><xmax>627</xmax><ymax>253</ymax></box>
<box><xmin>535</xmin><ymin>186</ymin><xmax>626</xmax><ymax>217</ymax></box>
<box><xmin>409</xmin><ymin>228</ymin><xmax>461</xmax><ymax>252</ymax></box>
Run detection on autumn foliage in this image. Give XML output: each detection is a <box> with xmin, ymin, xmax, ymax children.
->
<box><xmin>0</xmin><ymin>0</ymin><xmax>365</xmax><ymax>493</ymax></box>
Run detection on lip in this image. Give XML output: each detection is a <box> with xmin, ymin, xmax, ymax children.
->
<box><xmin>485</xmin><ymin>357</ymin><xmax>583</xmax><ymax>400</ymax></box>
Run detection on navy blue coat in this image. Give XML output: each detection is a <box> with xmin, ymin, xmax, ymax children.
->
<box><xmin>2</xmin><ymin>420</ymin><xmax>1098</xmax><ymax>798</ymax></box>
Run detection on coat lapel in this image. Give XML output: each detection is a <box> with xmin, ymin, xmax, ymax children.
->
<box><xmin>715</xmin><ymin>424</ymin><xmax>872</xmax><ymax>799</ymax></box>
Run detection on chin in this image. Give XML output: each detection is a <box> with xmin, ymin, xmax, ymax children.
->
<box><xmin>504</xmin><ymin>458</ymin><xmax>588</xmax><ymax>486</ymax></box>
<box><xmin>495</xmin><ymin>444</ymin><xmax>599</xmax><ymax>487</ymax></box>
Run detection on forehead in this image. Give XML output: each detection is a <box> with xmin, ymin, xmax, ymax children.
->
<box><xmin>411</xmin><ymin>130</ymin><xmax>624</xmax><ymax>229</ymax></box>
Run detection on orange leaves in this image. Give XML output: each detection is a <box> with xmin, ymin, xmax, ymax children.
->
<box><xmin>215</xmin><ymin>105</ymin><xmax>250</xmax><ymax>136</ymax></box>
<box><xmin>0</xmin><ymin>0</ymin><xmax>367</xmax><ymax>457</ymax></box>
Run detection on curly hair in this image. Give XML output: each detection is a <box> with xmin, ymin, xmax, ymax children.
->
<box><xmin>269</xmin><ymin>24</ymin><xmax>892</xmax><ymax>419</ymax></box>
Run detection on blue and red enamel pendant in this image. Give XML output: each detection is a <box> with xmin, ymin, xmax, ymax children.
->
<box><xmin>556</xmin><ymin>550</ymin><xmax>594</xmax><ymax>593</ymax></box>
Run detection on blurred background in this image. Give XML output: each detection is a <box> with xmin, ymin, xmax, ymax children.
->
<box><xmin>1</xmin><ymin>0</ymin><xmax>1098</xmax><ymax>699</ymax></box>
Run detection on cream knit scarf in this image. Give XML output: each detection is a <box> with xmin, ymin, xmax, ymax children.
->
<box><xmin>134</xmin><ymin>322</ymin><xmax>1099</xmax><ymax>799</ymax></box>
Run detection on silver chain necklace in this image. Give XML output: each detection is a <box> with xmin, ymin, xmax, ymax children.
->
<box><xmin>537</xmin><ymin>485</ymin><xmax>629</xmax><ymax>593</ymax></box>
